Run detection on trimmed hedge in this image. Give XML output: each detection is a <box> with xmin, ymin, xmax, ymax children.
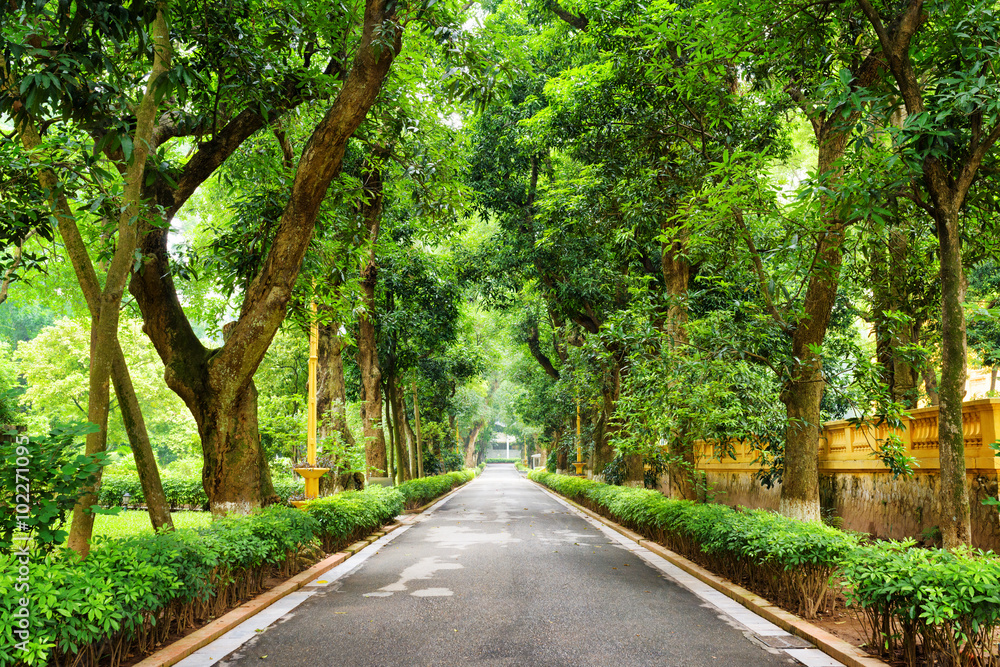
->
<box><xmin>485</xmin><ymin>458</ymin><xmax>520</xmax><ymax>464</ymax></box>
<box><xmin>528</xmin><ymin>470</ymin><xmax>856</xmax><ymax>619</ymax></box>
<box><xmin>395</xmin><ymin>468</ymin><xmax>480</xmax><ymax>510</ymax></box>
<box><xmin>529</xmin><ymin>471</ymin><xmax>1000</xmax><ymax>665</ymax></box>
<box><xmin>98</xmin><ymin>472</ymin><xmax>301</xmax><ymax>510</ymax></box>
<box><xmin>303</xmin><ymin>485</ymin><xmax>404</xmax><ymax>552</ymax></box>
<box><xmin>0</xmin><ymin>486</ymin><xmax>403</xmax><ymax>667</ymax></box>
<box><xmin>841</xmin><ymin>541</ymin><xmax>1000</xmax><ymax>666</ymax></box>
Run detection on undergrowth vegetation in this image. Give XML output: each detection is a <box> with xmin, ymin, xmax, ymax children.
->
<box><xmin>98</xmin><ymin>472</ymin><xmax>301</xmax><ymax>510</ymax></box>
<box><xmin>841</xmin><ymin>540</ymin><xmax>1000</xmax><ymax>667</ymax></box>
<box><xmin>528</xmin><ymin>470</ymin><xmax>1000</xmax><ymax>666</ymax></box>
<box><xmin>0</xmin><ymin>469</ymin><xmax>479</xmax><ymax>667</ymax></box>
<box><xmin>395</xmin><ymin>467</ymin><xmax>480</xmax><ymax>510</ymax></box>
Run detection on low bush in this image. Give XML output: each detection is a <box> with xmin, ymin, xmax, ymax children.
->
<box><xmin>0</xmin><ymin>485</ymin><xmax>401</xmax><ymax>667</ymax></box>
<box><xmin>304</xmin><ymin>485</ymin><xmax>403</xmax><ymax>552</ymax></box>
<box><xmin>394</xmin><ymin>468</ymin><xmax>478</xmax><ymax>510</ymax></box>
<box><xmin>98</xmin><ymin>472</ymin><xmax>300</xmax><ymax>510</ymax></box>
<box><xmin>528</xmin><ymin>470</ymin><xmax>857</xmax><ymax>619</ymax></box>
<box><xmin>841</xmin><ymin>540</ymin><xmax>1000</xmax><ymax>667</ymax></box>
<box><xmin>485</xmin><ymin>458</ymin><xmax>520</xmax><ymax>464</ymax></box>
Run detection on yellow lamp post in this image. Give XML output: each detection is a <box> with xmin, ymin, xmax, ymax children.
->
<box><xmin>292</xmin><ymin>298</ymin><xmax>329</xmax><ymax>507</ymax></box>
<box><xmin>572</xmin><ymin>398</ymin><xmax>586</xmax><ymax>476</ymax></box>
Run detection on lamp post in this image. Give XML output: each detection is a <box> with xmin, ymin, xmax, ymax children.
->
<box><xmin>292</xmin><ymin>296</ymin><xmax>329</xmax><ymax>507</ymax></box>
<box><xmin>572</xmin><ymin>397</ymin><xmax>586</xmax><ymax>476</ymax></box>
<box><xmin>122</xmin><ymin>492</ymin><xmax>131</xmax><ymax>512</ymax></box>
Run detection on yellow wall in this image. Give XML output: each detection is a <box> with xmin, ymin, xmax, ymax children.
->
<box><xmin>688</xmin><ymin>398</ymin><xmax>1000</xmax><ymax>549</ymax></box>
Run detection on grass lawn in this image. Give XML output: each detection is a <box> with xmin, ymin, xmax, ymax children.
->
<box><xmin>62</xmin><ymin>509</ymin><xmax>214</xmax><ymax>541</ymax></box>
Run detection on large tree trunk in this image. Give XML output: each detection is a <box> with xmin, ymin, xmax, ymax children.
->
<box><xmin>317</xmin><ymin>315</ymin><xmax>362</xmax><ymax>492</ymax></box>
<box><xmin>127</xmin><ymin>0</ymin><xmax>401</xmax><ymax>511</ymax></box>
<box><xmin>196</xmin><ymin>379</ymin><xmax>276</xmax><ymax>513</ymax></box>
<box><xmin>777</xmin><ymin>129</ymin><xmax>849</xmax><ymax>523</ymax></box>
<box><xmin>935</xmin><ymin>204</ymin><xmax>972</xmax><ymax>548</ymax></box>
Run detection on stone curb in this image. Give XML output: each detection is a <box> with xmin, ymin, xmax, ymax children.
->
<box><xmin>133</xmin><ymin>510</ymin><xmax>415</xmax><ymax>667</ymax></box>
<box><xmin>528</xmin><ymin>479</ymin><xmax>889</xmax><ymax>667</ymax></box>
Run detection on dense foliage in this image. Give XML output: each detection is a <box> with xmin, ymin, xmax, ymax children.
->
<box><xmin>0</xmin><ymin>486</ymin><xmax>403</xmax><ymax>667</ymax></box>
<box><xmin>395</xmin><ymin>467</ymin><xmax>480</xmax><ymax>510</ymax></box>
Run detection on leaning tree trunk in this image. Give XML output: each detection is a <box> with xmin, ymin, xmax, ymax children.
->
<box><xmin>112</xmin><ymin>354</ymin><xmax>173</xmax><ymax>530</ymax></box>
<box><xmin>776</xmin><ymin>125</ymin><xmax>850</xmax><ymax>523</ymax></box>
<box><xmin>15</xmin><ymin>117</ymin><xmax>173</xmax><ymax>533</ymax></box>
<box><xmin>66</xmin><ymin>6</ymin><xmax>172</xmax><ymax>555</ymax></box>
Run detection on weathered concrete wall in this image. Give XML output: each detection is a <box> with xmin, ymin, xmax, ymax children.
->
<box><xmin>693</xmin><ymin>398</ymin><xmax>1000</xmax><ymax>550</ymax></box>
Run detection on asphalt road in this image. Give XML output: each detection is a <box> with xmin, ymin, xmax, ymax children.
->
<box><xmin>214</xmin><ymin>466</ymin><xmax>813</xmax><ymax>667</ymax></box>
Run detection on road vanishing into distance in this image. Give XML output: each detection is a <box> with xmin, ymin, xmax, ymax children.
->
<box><xmin>178</xmin><ymin>465</ymin><xmax>841</xmax><ymax>667</ymax></box>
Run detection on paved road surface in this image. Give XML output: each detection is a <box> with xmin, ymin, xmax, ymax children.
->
<box><xmin>186</xmin><ymin>465</ymin><xmax>838</xmax><ymax>667</ymax></box>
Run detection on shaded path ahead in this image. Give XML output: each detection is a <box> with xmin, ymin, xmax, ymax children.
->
<box><xmin>189</xmin><ymin>466</ymin><xmax>838</xmax><ymax>667</ymax></box>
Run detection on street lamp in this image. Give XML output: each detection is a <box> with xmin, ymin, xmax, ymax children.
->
<box><xmin>122</xmin><ymin>492</ymin><xmax>131</xmax><ymax>511</ymax></box>
<box><xmin>292</xmin><ymin>295</ymin><xmax>330</xmax><ymax>508</ymax></box>
<box><xmin>572</xmin><ymin>398</ymin><xmax>586</xmax><ymax>476</ymax></box>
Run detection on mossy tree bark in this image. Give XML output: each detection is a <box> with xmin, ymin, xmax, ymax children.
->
<box><xmin>130</xmin><ymin>0</ymin><xmax>402</xmax><ymax>511</ymax></box>
<box><xmin>11</xmin><ymin>118</ymin><xmax>173</xmax><ymax>535</ymax></box>
<box><xmin>854</xmin><ymin>0</ymin><xmax>1000</xmax><ymax>547</ymax></box>
<box><xmin>317</xmin><ymin>314</ymin><xmax>363</xmax><ymax>491</ymax></box>
<box><xmin>356</xmin><ymin>147</ymin><xmax>390</xmax><ymax>480</ymax></box>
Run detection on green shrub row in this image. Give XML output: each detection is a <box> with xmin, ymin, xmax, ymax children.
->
<box><xmin>395</xmin><ymin>468</ymin><xmax>479</xmax><ymax>510</ymax></box>
<box><xmin>841</xmin><ymin>540</ymin><xmax>1000</xmax><ymax>666</ymax></box>
<box><xmin>98</xmin><ymin>472</ymin><xmax>301</xmax><ymax>510</ymax></box>
<box><xmin>0</xmin><ymin>485</ymin><xmax>403</xmax><ymax>667</ymax></box>
<box><xmin>485</xmin><ymin>457</ymin><xmax>520</xmax><ymax>463</ymax></box>
<box><xmin>529</xmin><ymin>471</ymin><xmax>1000</xmax><ymax>664</ymax></box>
<box><xmin>303</xmin><ymin>485</ymin><xmax>405</xmax><ymax>552</ymax></box>
<box><xmin>527</xmin><ymin>470</ymin><xmax>855</xmax><ymax>619</ymax></box>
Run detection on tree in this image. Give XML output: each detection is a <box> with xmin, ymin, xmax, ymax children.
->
<box><xmin>854</xmin><ymin>0</ymin><xmax>1000</xmax><ymax>547</ymax></box>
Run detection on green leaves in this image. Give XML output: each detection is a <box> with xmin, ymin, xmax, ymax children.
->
<box><xmin>0</xmin><ymin>421</ymin><xmax>107</xmax><ymax>553</ymax></box>
<box><xmin>395</xmin><ymin>468</ymin><xmax>478</xmax><ymax>509</ymax></box>
<box><xmin>842</xmin><ymin>541</ymin><xmax>1000</xmax><ymax>663</ymax></box>
<box><xmin>0</xmin><ymin>483</ymin><xmax>405</xmax><ymax>665</ymax></box>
